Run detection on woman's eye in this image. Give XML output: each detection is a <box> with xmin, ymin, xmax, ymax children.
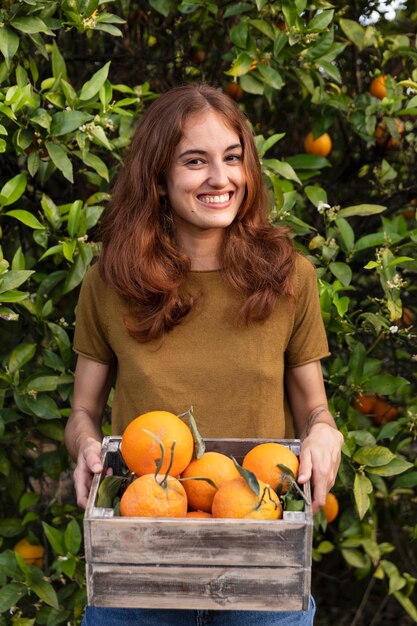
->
<box><xmin>186</xmin><ymin>158</ymin><xmax>205</xmax><ymax>166</ymax></box>
<box><xmin>226</xmin><ymin>154</ymin><xmax>242</xmax><ymax>162</ymax></box>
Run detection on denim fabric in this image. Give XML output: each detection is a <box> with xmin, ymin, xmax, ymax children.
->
<box><xmin>82</xmin><ymin>597</ymin><xmax>315</xmax><ymax>625</ymax></box>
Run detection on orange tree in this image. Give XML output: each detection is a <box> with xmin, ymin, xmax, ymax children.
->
<box><xmin>0</xmin><ymin>1</ymin><xmax>416</xmax><ymax>623</ymax></box>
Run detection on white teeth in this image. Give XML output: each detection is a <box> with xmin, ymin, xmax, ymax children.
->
<box><xmin>199</xmin><ymin>193</ymin><xmax>230</xmax><ymax>204</ymax></box>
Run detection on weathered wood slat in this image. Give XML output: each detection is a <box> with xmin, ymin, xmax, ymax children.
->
<box><xmin>87</xmin><ymin>563</ymin><xmax>310</xmax><ymax>611</ymax></box>
<box><xmin>86</xmin><ymin>517</ymin><xmax>308</xmax><ymax>566</ymax></box>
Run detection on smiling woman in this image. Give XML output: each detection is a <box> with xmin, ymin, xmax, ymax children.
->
<box><xmin>64</xmin><ymin>83</ymin><xmax>343</xmax><ymax>626</ymax></box>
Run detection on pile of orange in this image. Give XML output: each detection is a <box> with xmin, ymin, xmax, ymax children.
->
<box><xmin>118</xmin><ymin>410</ymin><xmax>302</xmax><ymax>520</ymax></box>
<box><xmin>352</xmin><ymin>393</ymin><xmax>399</xmax><ymax>426</ymax></box>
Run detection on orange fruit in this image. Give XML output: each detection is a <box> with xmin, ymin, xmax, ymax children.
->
<box><xmin>352</xmin><ymin>394</ymin><xmax>377</xmax><ymax>415</ymax></box>
<box><xmin>322</xmin><ymin>492</ymin><xmax>339</xmax><ymax>523</ymax></box>
<box><xmin>371</xmin><ymin>399</ymin><xmax>399</xmax><ymax>426</ymax></box>
<box><xmin>369</xmin><ymin>75</ymin><xmax>387</xmax><ymax>100</ymax></box>
<box><xmin>225</xmin><ymin>82</ymin><xmax>244</xmax><ymax>101</ymax></box>
<box><xmin>395</xmin><ymin>306</ymin><xmax>415</xmax><ymax>328</ymax></box>
<box><xmin>303</xmin><ymin>132</ymin><xmax>332</xmax><ymax>157</ymax></box>
<box><xmin>375</xmin><ymin>118</ymin><xmax>404</xmax><ymax>149</ymax></box>
<box><xmin>13</xmin><ymin>538</ymin><xmax>44</xmax><ymax>568</ymax></box>
<box><xmin>181</xmin><ymin>451</ymin><xmax>240</xmax><ymax>513</ymax></box>
<box><xmin>120</xmin><ymin>473</ymin><xmax>188</xmax><ymax>517</ymax></box>
<box><xmin>212</xmin><ymin>476</ymin><xmax>282</xmax><ymax>520</ymax></box>
<box><xmin>242</xmin><ymin>442</ymin><xmax>299</xmax><ymax>493</ymax></box>
<box><xmin>186</xmin><ymin>510</ymin><xmax>212</xmax><ymax>518</ymax></box>
<box><xmin>121</xmin><ymin>410</ymin><xmax>194</xmax><ymax>477</ymax></box>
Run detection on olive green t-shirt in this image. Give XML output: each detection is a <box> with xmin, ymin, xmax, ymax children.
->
<box><xmin>73</xmin><ymin>253</ymin><xmax>330</xmax><ymax>439</ymax></box>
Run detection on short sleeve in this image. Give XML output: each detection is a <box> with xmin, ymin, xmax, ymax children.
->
<box><xmin>73</xmin><ymin>263</ymin><xmax>116</xmax><ymax>364</ymax></box>
<box><xmin>285</xmin><ymin>254</ymin><xmax>330</xmax><ymax>368</ymax></box>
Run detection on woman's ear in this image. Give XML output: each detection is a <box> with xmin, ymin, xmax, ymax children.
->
<box><xmin>157</xmin><ymin>184</ymin><xmax>167</xmax><ymax>197</ymax></box>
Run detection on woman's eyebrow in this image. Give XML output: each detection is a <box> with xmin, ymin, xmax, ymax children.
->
<box><xmin>177</xmin><ymin>143</ymin><xmax>242</xmax><ymax>158</ymax></box>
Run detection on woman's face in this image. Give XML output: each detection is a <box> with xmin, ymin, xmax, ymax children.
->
<box><xmin>164</xmin><ymin>110</ymin><xmax>246</xmax><ymax>245</ymax></box>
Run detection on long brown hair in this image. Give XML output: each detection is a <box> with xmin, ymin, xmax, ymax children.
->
<box><xmin>99</xmin><ymin>83</ymin><xmax>296</xmax><ymax>342</ymax></box>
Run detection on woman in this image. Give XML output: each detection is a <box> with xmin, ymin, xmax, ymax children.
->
<box><xmin>65</xmin><ymin>83</ymin><xmax>343</xmax><ymax>626</ymax></box>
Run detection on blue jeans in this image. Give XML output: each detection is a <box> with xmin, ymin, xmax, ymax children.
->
<box><xmin>82</xmin><ymin>598</ymin><xmax>315</xmax><ymax>625</ymax></box>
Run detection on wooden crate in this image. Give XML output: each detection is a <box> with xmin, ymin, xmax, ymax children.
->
<box><xmin>84</xmin><ymin>436</ymin><xmax>313</xmax><ymax>611</ymax></box>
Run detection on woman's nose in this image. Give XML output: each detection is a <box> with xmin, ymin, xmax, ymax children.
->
<box><xmin>207</xmin><ymin>161</ymin><xmax>229</xmax><ymax>187</ymax></box>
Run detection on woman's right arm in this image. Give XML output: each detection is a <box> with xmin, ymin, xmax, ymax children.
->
<box><xmin>65</xmin><ymin>355</ymin><xmax>114</xmax><ymax>509</ymax></box>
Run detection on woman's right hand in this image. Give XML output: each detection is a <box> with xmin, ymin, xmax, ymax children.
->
<box><xmin>64</xmin><ymin>356</ymin><xmax>114</xmax><ymax>509</ymax></box>
<box><xmin>73</xmin><ymin>436</ymin><xmax>103</xmax><ymax>509</ymax></box>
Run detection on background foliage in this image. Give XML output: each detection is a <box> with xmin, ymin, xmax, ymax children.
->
<box><xmin>0</xmin><ymin>0</ymin><xmax>416</xmax><ymax>624</ymax></box>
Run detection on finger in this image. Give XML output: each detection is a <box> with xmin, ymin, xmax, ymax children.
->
<box><xmin>76</xmin><ymin>473</ymin><xmax>92</xmax><ymax>510</ymax></box>
<box><xmin>297</xmin><ymin>447</ymin><xmax>313</xmax><ymax>484</ymax></box>
<box><xmin>83</xmin><ymin>447</ymin><xmax>103</xmax><ymax>474</ymax></box>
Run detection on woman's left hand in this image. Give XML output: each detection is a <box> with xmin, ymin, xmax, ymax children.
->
<box><xmin>297</xmin><ymin>422</ymin><xmax>344</xmax><ymax>514</ymax></box>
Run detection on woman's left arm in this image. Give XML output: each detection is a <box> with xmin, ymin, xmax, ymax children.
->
<box><xmin>285</xmin><ymin>360</ymin><xmax>344</xmax><ymax>514</ymax></box>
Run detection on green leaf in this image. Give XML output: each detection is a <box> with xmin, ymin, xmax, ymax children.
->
<box><xmin>308</xmin><ymin>10</ymin><xmax>334</xmax><ymax>31</ymax></box>
<box><xmin>74</xmin><ymin>150</ymin><xmax>109</xmax><ymax>181</ymax></box>
<box><xmin>28</xmin><ymin>576</ymin><xmax>59</xmax><ymax>609</ymax></box>
<box><xmin>232</xmin><ymin>457</ymin><xmax>260</xmax><ymax>496</ymax></box>
<box><xmin>0</xmin><ymin>517</ymin><xmax>24</xmax><ymax>537</ymax></box>
<box><xmin>263</xmin><ymin>159</ymin><xmax>301</xmax><ymax>184</ymax></box>
<box><xmin>0</xmin><ymin>290</ymin><xmax>29</xmax><ymax>303</ymax></box>
<box><xmin>10</xmin><ymin>16</ymin><xmax>54</xmax><ymax>36</ymax></box>
<box><xmin>240</xmin><ymin>73</ymin><xmax>264</xmax><ymax>95</ymax></box>
<box><xmin>341</xmin><ymin>547</ymin><xmax>370</xmax><ymax>568</ymax></box>
<box><xmin>41</xmin><ymin>194</ymin><xmax>61</xmax><ymax>229</ymax></box>
<box><xmin>353</xmin><ymin>446</ymin><xmax>395</xmax><ymax>467</ymax></box>
<box><xmin>249</xmin><ymin>18</ymin><xmax>275</xmax><ymax>40</ymax></box>
<box><xmin>25</xmin><ymin>395</ymin><xmax>61</xmax><ymax>420</ymax></box>
<box><xmin>329</xmin><ymin>262</ymin><xmax>352</xmax><ymax>287</ymax></box>
<box><xmin>335</xmin><ymin>218</ymin><xmax>355</xmax><ymax>252</ymax></box>
<box><xmin>41</xmin><ymin>522</ymin><xmax>66</xmax><ymax>556</ymax></box>
<box><xmin>67</xmin><ymin>200</ymin><xmax>83</xmax><ymax>237</ymax></box>
<box><xmin>149</xmin><ymin>0</ymin><xmax>173</xmax><ymax>16</ymax></box>
<box><xmin>0</xmin><ymin>173</ymin><xmax>27</xmax><ymax>207</ymax></box>
<box><xmin>97</xmin><ymin>476</ymin><xmax>126</xmax><ymax>508</ymax></box>
<box><xmin>50</xmin><ymin>110</ymin><xmax>93</xmax><ymax>136</ymax></box>
<box><xmin>256</xmin><ymin>64</ymin><xmax>284</xmax><ymax>90</ymax></box>
<box><xmin>339</xmin><ymin>18</ymin><xmax>365</xmax><ymax>50</ymax></box>
<box><xmin>51</xmin><ymin>41</ymin><xmax>67</xmax><ymax>80</ymax></box>
<box><xmin>79</xmin><ymin>61</ymin><xmax>111</xmax><ymax>100</ymax></box>
<box><xmin>45</xmin><ymin>142</ymin><xmax>74</xmax><ymax>183</ymax></box>
<box><xmin>63</xmin><ymin>242</ymin><xmax>93</xmax><ymax>293</ymax></box>
<box><xmin>285</xmin><ymin>154</ymin><xmax>331</xmax><ymax>170</ymax></box>
<box><xmin>366</xmin><ymin>457</ymin><xmax>414</xmax><ymax>477</ymax></box>
<box><xmin>338</xmin><ymin>204</ymin><xmax>386</xmax><ymax>218</ymax></box>
<box><xmin>305</xmin><ymin>185</ymin><xmax>327</xmax><ymax>208</ymax></box>
<box><xmin>0</xmin><ymin>270</ymin><xmax>34</xmax><ymax>294</ymax></box>
<box><xmin>90</xmin><ymin>125</ymin><xmax>112</xmax><ymax>150</ymax></box>
<box><xmin>353</xmin><ymin>473</ymin><xmax>373</xmax><ymax>520</ymax></box>
<box><xmin>225</xmin><ymin>52</ymin><xmax>253</xmax><ymax>77</ymax></box>
<box><xmin>392</xmin><ymin>591</ymin><xmax>417</xmax><ymax>622</ymax></box>
<box><xmin>0</xmin><ymin>582</ymin><xmax>26</xmax><ymax>612</ymax></box>
<box><xmin>0</xmin><ymin>27</ymin><xmax>20</xmax><ymax>68</ymax></box>
<box><xmin>8</xmin><ymin>343</ymin><xmax>36</xmax><ymax>374</ymax></box>
<box><xmin>363</xmin><ymin>374</ymin><xmax>409</xmax><ymax>396</ymax></box>
<box><xmin>5</xmin><ymin>210</ymin><xmax>44</xmax><ymax>229</ymax></box>
<box><xmin>23</xmin><ymin>374</ymin><xmax>61</xmax><ymax>393</ymax></box>
<box><xmin>64</xmin><ymin>518</ymin><xmax>82</xmax><ymax>555</ymax></box>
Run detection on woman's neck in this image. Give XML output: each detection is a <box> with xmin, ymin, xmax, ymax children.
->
<box><xmin>175</xmin><ymin>229</ymin><xmax>223</xmax><ymax>271</ymax></box>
